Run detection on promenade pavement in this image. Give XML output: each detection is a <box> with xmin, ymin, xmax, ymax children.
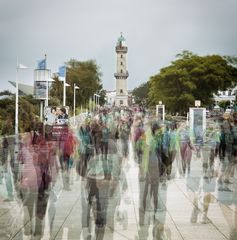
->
<box><xmin>0</xmin><ymin>143</ymin><xmax>236</xmax><ymax>240</ymax></box>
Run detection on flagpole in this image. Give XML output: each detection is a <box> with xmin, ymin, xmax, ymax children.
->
<box><xmin>63</xmin><ymin>68</ymin><xmax>66</xmax><ymax>106</ymax></box>
<box><xmin>15</xmin><ymin>57</ymin><xmax>19</xmax><ymax>139</ymax></box>
<box><xmin>73</xmin><ymin>83</ymin><xmax>76</xmax><ymax>125</ymax></box>
<box><xmin>15</xmin><ymin>61</ymin><xmax>29</xmax><ymax>147</ymax></box>
<box><xmin>45</xmin><ymin>54</ymin><xmax>49</xmax><ymax>107</ymax></box>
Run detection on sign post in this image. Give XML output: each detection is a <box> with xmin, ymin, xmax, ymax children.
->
<box><xmin>156</xmin><ymin>101</ymin><xmax>165</xmax><ymax>122</ymax></box>
<box><xmin>189</xmin><ymin>107</ymin><xmax>206</xmax><ymax>144</ymax></box>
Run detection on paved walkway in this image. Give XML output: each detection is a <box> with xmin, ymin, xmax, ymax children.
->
<box><xmin>0</xmin><ymin>143</ymin><xmax>236</xmax><ymax>240</ymax></box>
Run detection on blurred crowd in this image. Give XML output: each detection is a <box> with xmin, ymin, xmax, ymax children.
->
<box><xmin>0</xmin><ymin>107</ymin><xmax>237</xmax><ymax>239</ymax></box>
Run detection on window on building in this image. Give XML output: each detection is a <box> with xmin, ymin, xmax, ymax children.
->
<box><xmin>121</xmin><ymin>55</ymin><xmax>123</xmax><ymax>58</ymax></box>
<box><xmin>121</xmin><ymin>62</ymin><xmax>123</xmax><ymax>65</ymax></box>
<box><xmin>120</xmin><ymin>100</ymin><xmax>123</xmax><ymax>105</ymax></box>
<box><xmin>121</xmin><ymin>69</ymin><xmax>123</xmax><ymax>73</ymax></box>
<box><xmin>120</xmin><ymin>89</ymin><xmax>123</xmax><ymax>94</ymax></box>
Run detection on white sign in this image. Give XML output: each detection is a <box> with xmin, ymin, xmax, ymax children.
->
<box><xmin>34</xmin><ymin>69</ymin><xmax>50</xmax><ymax>100</ymax></box>
<box><xmin>189</xmin><ymin>107</ymin><xmax>206</xmax><ymax>144</ymax></box>
<box><xmin>195</xmin><ymin>100</ymin><xmax>201</xmax><ymax>107</ymax></box>
<box><xmin>156</xmin><ymin>105</ymin><xmax>165</xmax><ymax>122</ymax></box>
<box><xmin>34</xmin><ymin>81</ymin><xmax>47</xmax><ymax>99</ymax></box>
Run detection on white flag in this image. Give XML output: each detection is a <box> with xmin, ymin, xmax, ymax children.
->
<box><xmin>17</xmin><ymin>63</ymin><xmax>28</xmax><ymax>69</ymax></box>
<box><xmin>58</xmin><ymin>76</ymin><xmax>66</xmax><ymax>81</ymax></box>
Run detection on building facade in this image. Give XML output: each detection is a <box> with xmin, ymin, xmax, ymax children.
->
<box><xmin>213</xmin><ymin>86</ymin><xmax>237</xmax><ymax>106</ymax></box>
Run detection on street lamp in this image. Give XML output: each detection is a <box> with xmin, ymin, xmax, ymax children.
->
<box><xmin>15</xmin><ymin>61</ymin><xmax>30</xmax><ymax>138</ymax></box>
<box><xmin>73</xmin><ymin>83</ymin><xmax>80</xmax><ymax>125</ymax></box>
<box><xmin>63</xmin><ymin>82</ymin><xmax>70</xmax><ymax>106</ymax></box>
<box><xmin>93</xmin><ymin>94</ymin><xmax>96</xmax><ymax>112</ymax></box>
<box><xmin>14</xmin><ymin>61</ymin><xmax>30</xmax><ymax>166</ymax></box>
<box><xmin>93</xmin><ymin>94</ymin><xmax>100</xmax><ymax>112</ymax></box>
<box><xmin>89</xmin><ymin>96</ymin><xmax>91</xmax><ymax>114</ymax></box>
<box><xmin>105</xmin><ymin>96</ymin><xmax>108</xmax><ymax>105</ymax></box>
<box><xmin>98</xmin><ymin>95</ymin><xmax>100</xmax><ymax>109</ymax></box>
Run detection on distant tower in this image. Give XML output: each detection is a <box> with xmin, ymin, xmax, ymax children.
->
<box><xmin>115</xmin><ymin>33</ymin><xmax>129</xmax><ymax>107</ymax></box>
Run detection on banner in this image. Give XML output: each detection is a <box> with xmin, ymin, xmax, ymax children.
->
<box><xmin>34</xmin><ymin>69</ymin><xmax>50</xmax><ymax>100</ymax></box>
<box><xmin>34</xmin><ymin>81</ymin><xmax>47</xmax><ymax>99</ymax></box>
<box><xmin>44</xmin><ymin>106</ymin><xmax>70</xmax><ymax>141</ymax></box>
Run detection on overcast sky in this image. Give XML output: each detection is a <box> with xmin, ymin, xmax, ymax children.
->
<box><xmin>0</xmin><ymin>0</ymin><xmax>237</xmax><ymax>93</ymax></box>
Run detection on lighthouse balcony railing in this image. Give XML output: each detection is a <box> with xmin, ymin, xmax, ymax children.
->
<box><xmin>115</xmin><ymin>46</ymin><xmax>128</xmax><ymax>52</ymax></box>
<box><xmin>114</xmin><ymin>72</ymin><xmax>129</xmax><ymax>78</ymax></box>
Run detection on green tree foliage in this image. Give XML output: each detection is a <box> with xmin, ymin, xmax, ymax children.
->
<box><xmin>0</xmin><ymin>97</ymin><xmax>15</xmax><ymax>135</ymax></box>
<box><xmin>19</xmin><ymin>95</ymin><xmax>39</xmax><ymax>132</ymax></box>
<box><xmin>98</xmin><ymin>89</ymin><xmax>106</xmax><ymax>106</ymax></box>
<box><xmin>132</xmin><ymin>82</ymin><xmax>150</xmax><ymax>106</ymax></box>
<box><xmin>218</xmin><ymin>100</ymin><xmax>230</xmax><ymax>110</ymax></box>
<box><xmin>149</xmin><ymin>51</ymin><xmax>237</xmax><ymax>114</ymax></box>
<box><xmin>0</xmin><ymin>90</ymin><xmax>13</xmax><ymax>96</ymax></box>
<box><xmin>223</xmin><ymin>56</ymin><xmax>237</xmax><ymax>67</ymax></box>
<box><xmin>50</xmin><ymin>59</ymin><xmax>104</xmax><ymax>112</ymax></box>
<box><xmin>0</xmin><ymin>94</ymin><xmax>39</xmax><ymax>135</ymax></box>
<box><xmin>49</xmin><ymin>77</ymin><xmax>63</xmax><ymax>105</ymax></box>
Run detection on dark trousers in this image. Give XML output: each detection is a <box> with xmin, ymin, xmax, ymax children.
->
<box><xmin>219</xmin><ymin>142</ymin><xmax>226</xmax><ymax>160</ymax></box>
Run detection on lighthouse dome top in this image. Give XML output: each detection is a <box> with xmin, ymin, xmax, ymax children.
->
<box><xmin>117</xmin><ymin>33</ymin><xmax>126</xmax><ymax>46</ymax></box>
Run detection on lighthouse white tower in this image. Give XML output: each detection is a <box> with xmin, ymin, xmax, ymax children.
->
<box><xmin>115</xmin><ymin>33</ymin><xmax>129</xmax><ymax>107</ymax></box>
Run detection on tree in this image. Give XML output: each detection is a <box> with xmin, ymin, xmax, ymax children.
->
<box><xmin>132</xmin><ymin>82</ymin><xmax>150</xmax><ymax>106</ymax></box>
<box><xmin>149</xmin><ymin>51</ymin><xmax>237</xmax><ymax>114</ymax></box>
<box><xmin>0</xmin><ymin>97</ymin><xmax>15</xmax><ymax>135</ymax></box>
<box><xmin>218</xmin><ymin>100</ymin><xmax>230</xmax><ymax>110</ymax></box>
<box><xmin>0</xmin><ymin>94</ymin><xmax>40</xmax><ymax>135</ymax></box>
<box><xmin>98</xmin><ymin>89</ymin><xmax>106</xmax><ymax>106</ymax></box>
<box><xmin>0</xmin><ymin>90</ymin><xmax>13</xmax><ymax>96</ymax></box>
<box><xmin>49</xmin><ymin>77</ymin><xmax>63</xmax><ymax>105</ymax></box>
<box><xmin>50</xmin><ymin>59</ymin><xmax>104</xmax><ymax>112</ymax></box>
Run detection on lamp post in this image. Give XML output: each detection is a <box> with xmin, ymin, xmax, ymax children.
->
<box><xmin>63</xmin><ymin>67</ymin><xmax>66</xmax><ymax>106</ymax></box>
<box><xmin>73</xmin><ymin>83</ymin><xmax>80</xmax><ymax>125</ymax></box>
<box><xmin>105</xmin><ymin>96</ymin><xmax>108</xmax><ymax>106</ymax></box>
<box><xmin>15</xmin><ymin>64</ymin><xmax>19</xmax><ymax>139</ymax></box>
<box><xmin>62</xmin><ymin>67</ymin><xmax>70</xmax><ymax>106</ymax></box>
<box><xmin>93</xmin><ymin>93</ymin><xmax>96</xmax><ymax>112</ymax></box>
<box><xmin>15</xmin><ymin>61</ymin><xmax>29</xmax><ymax>138</ymax></box>
<box><xmin>89</xmin><ymin>96</ymin><xmax>91</xmax><ymax>114</ymax></box>
<box><xmin>98</xmin><ymin>95</ymin><xmax>100</xmax><ymax>109</ymax></box>
<box><xmin>15</xmin><ymin>60</ymin><xmax>29</xmax><ymax>165</ymax></box>
<box><xmin>63</xmin><ymin>82</ymin><xmax>70</xmax><ymax>106</ymax></box>
<box><xmin>93</xmin><ymin>94</ymin><xmax>100</xmax><ymax>112</ymax></box>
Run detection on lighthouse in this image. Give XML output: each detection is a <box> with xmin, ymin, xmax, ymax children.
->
<box><xmin>114</xmin><ymin>33</ymin><xmax>129</xmax><ymax>107</ymax></box>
